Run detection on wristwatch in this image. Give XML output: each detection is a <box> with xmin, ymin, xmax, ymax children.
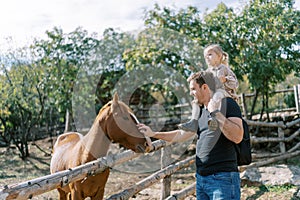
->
<box><xmin>210</xmin><ymin>110</ymin><xmax>221</xmax><ymax>118</ymax></box>
<box><xmin>208</xmin><ymin>110</ymin><xmax>221</xmax><ymax>131</ymax></box>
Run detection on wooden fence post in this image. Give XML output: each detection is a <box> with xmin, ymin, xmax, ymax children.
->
<box><xmin>278</xmin><ymin>122</ymin><xmax>286</xmax><ymax>154</ymax></box>
<box><xmin>294</xmin><ymin>84</ymin><xmax>300</xmax><ymax>114</ymax></box>
<box><xmin>161</xmin><ymin>146</ymin><xmax>172</xmax><ymax>199</ymax></box>
<box><xmin>150</xmin><ymin>103</ymin><xmax>172</xmax><ymax>199</ymax></box>
<box><xmin>240</xmin><ymin>93</ymin><xmax>248</xmax><ymax>119</ymax></box>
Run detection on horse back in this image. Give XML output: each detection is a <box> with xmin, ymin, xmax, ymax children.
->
<box><xmin>54</xmin><ymin>132</ymin><xmax>82</xmax><ymax>147</ymax></box>
<box><xmin>50</xmin><ymin>132</ymin><xmax>83</xmax><ymax>173</ymax></box>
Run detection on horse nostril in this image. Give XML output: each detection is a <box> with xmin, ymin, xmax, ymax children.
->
<box><xmin>144</xmin><ymin>137</ymin><xmax>152</xmax><ymax>151</ymax></box>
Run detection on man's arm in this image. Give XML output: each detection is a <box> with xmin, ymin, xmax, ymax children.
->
<box><xmin>212</xmin><ymin>111</ymin><xmax>243</xmax><ymax>144</ymax></box>
<box><xmin>137</xmin><ymin>124</ymin><xmax>195</xmax><ymax>143</ymax></box>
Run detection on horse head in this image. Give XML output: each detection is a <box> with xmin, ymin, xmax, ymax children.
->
<box><xmin>100</xmin><ymin>92</ymin><xmax>152</xmax><ymax>153</ymax></box>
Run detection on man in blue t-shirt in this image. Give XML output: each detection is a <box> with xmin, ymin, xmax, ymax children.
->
<box><xmin>138</xmin><ymin>71</ymin><xmax>243</xmax><ymax>200</ymax></box>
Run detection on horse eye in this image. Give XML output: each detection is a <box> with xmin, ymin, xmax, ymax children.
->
<box><xmin>123</xmin><ymin>116</ymin><xmax>129</xmax><ymax>120</ymax></box>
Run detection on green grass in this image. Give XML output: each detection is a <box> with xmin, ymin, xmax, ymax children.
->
<box><xmin>263</xmin><ymin>184</ymin><xmax>296</xmax><ymax>193</ymax></box>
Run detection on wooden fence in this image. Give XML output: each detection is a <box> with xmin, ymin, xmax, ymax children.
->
<box><xmin>239</xmin><ymin>84</ymin><xmax>300</xmax><ymax>120</ymax></box>
<box><xmin>295</xmin><ymin>84</ymin><xmax>300</xmax><ymax>114</ymax></box>
<box><xmin>0</xmin><ymin>115</ymin><xmax>299</xmax><ymax>199</ymax></box>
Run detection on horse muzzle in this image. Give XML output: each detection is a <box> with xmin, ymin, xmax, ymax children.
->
<box><xmin>135</xmin><ymin>136</ymin><xmax>152</xmax><ymax>153</ymax></box>
<box><xmin>144</xmin><ymin>136</ymin><xmax>152</xmax><ymax>153</ymax></box>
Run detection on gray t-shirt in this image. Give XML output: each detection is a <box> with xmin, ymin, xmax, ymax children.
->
<box><xmin>196</xmin><ymin>97</ymin><xmax>241</xmax><ymax>176</ymax></box>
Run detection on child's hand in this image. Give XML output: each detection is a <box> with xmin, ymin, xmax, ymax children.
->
<box><xmin>207</xmin><ymin>99</ymin><xmax>220</xmax><ymax>113</ymax></box>
<box><xmin>219</xmin><ymin>76</ymin><xmax>226</xmax><ymax>83</ymax></box>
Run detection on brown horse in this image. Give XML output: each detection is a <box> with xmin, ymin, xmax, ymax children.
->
<box><xmin>50</xmin><ymin>93</ymin><xmax>151</xmax><ymax>200</ymax></box>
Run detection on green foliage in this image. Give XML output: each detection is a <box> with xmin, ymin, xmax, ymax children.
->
<box><xmin>94</xmin><ymin>28</ymin><xmax>135</xmax><ymax>104</ymax></box>
<box><xmin>0</xmin><ymin>27</ymin><xmax>100</xmax><ymax>158</ymax></box>
<box><xmin>144</xmin><ymin>4</ymin><xmax>203</xmax><ymax>38</ymax></box>
<box><xmin>142</xmin><ymin>0</ymin><xmax>300</xmax><ymax>118</ymax></box>
<box><xmin>236</xmin><ymin>0</ymin><xmax>299</xmax><ymax>92</ymax></box>
<box><xmin>32</xmin><ymin>27</ymin><xmax>99</xmax><ymax>123</ymax></box>
<box><xmin>264</xmin><ymin>184</ymin><xmax>295</xmax><ymax>193</ymax></box>
<box><xmin>122</xmin><ymin>28</ymin><xmax>201</xmax><ymax>107</ymax></box>
<box><xmin>0</xmin><ymin>47</ymin><xmax>45</xmax><ymax>158</ymax></box>
<box><xmin>232</xmin><ymin>0</ymin><xmax>300</xmax><ymax>118</ymax></box>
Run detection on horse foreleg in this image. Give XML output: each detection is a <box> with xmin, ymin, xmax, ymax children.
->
<box><xmin>57</xmin><ymin>188</ymin><xmax>68</xmax><ymax>200</ymax></box>
<box><xmin>91</xmin><ymin>168</ymin><xmax>110</xmax><ymax>200</ymax></box>
<box><xmin>70</xmin><ymin>182</ymin><xmax>84</xmax><ymax>200</ymax></box>
<box><xmin>91</xmin><ymin>188</ymin><xmax>105</xmax><ymax>200</ymax></box>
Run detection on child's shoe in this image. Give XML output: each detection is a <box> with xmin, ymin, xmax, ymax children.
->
<box><xmin>178</xmin><ymin>119</ymin><xmax>198</xmax><ymax>132</ymax></box>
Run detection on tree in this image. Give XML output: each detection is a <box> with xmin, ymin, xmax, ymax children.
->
<box><xmin>232</xmin><ymin>0</ymin><xmax>300</xmax><ymax>119</ymax></box>
<box><xmin>0</xmin><ymin>47</ymin><xmax>45</xmax><ymax>159</ymax></box>
<box><xmin>32</xmin><ymin>27</ymin><xmax>99</xmax><ymax>131</ymax></box>
<box><xmin>121</xmin><ymin>5</ymin><xmax>207</xmax><ymax>108</ymax></box>
<box><xmin>0</xmin><ymin>27</ymin><xmax>100</xmax><ymax>158</ymax></box>
<box><xmin>70</xmin><ymin>28</ymin><xmax>137</xmax><ymax>129</ymax></box>
<box><xmin>144</xmin><ymin>4</ymin><xmax>203</xmax><ymax>38</ymax></box>
<box><xmin>142</xmin><ymin>1</ymin><xmax>300</xmax><ymax>119</ymax></box>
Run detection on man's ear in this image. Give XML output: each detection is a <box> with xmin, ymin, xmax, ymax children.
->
<box><xmin>202</xmin><ymin>84</ymin><xmax>209</xmax><ymax>90</ymax></box>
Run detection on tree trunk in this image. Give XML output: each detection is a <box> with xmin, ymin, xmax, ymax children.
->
<box><xmin>250</xmin><ymin>89</ymin><xmax>259</xmax><ymax>120</ymax></box>
<box><xmin>259</xmin><ymin>94</ymin><xmax>265</xmax><ymax>121</ymax></box>
<box><xmin>64</xmin><ymin>109</ymin><xmax>70</xmax><ymax>133</ymax></box>
<box><xmin>265</xmin><ymin>92</ymin><xmax>270</xmax><ymax>121</ymax></box>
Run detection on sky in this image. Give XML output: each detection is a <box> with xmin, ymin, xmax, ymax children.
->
<box><xmin>0</xmin><ymin>0</ymin><xmax>242</xmax><ymax>48</ymax></box>
<box><xmin>0</xmin><ymin>0</ymin><xmax>299</xmax><ymax>49</ymax></box>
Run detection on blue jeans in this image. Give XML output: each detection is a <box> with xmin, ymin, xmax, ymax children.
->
<box><xmin>196</xmin><ymin>172</ymin><xmax>241</xmax><ymax>200</ymax></box>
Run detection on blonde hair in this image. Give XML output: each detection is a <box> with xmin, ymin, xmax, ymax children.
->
<box><xmin>204</xmin><ymin>44</ymin><xmax>229</xmax><ymax>66</ymax></box>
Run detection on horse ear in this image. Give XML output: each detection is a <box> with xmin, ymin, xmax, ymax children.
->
<box><xmin>113</xmin><ymin>92</ymin><xmax>119</xmax><ymax>103</ymax></box>
<box><xmin>112</xmin><ymin>92</ymin><xmax>119</xmax><ymax>110</ymax></box>
<box><xmin>111</xmin><ymin>92</ymin><xmax>120</xmax><ymax>113</ymax></box>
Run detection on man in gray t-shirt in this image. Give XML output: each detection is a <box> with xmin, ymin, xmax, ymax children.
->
<box><xmin>138</xmin><ymin>71</ymin><xmax>243</xmax><ymax>200</ymax></box>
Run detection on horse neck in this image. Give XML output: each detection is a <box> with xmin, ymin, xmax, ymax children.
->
<box><xmin>82</xmin><ymin>120</ymin><xmax>111</xmax><ymax>159</ymax></box>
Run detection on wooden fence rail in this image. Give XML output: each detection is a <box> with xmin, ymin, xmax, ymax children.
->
<box><xmin>240</xmin><ymin>85</ymin><xmax>299</xmax><ymax>120</ymax></box>
<box><xmin>165</xmin><ymin>182</ymin><xmax>196</xmax><ymax>200</ymax></box>
<box><xmin>0</xmin><ymin>140</ymin><xmax>167</xmax><ymax>200</ymax></box>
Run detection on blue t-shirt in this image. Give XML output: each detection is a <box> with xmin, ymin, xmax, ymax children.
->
<box><xmin>196</xmin><ymin>97</ymin><xmax>242</xmax><ymax>176</ymax></box>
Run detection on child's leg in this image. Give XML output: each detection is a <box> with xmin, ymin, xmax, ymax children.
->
<box><xmin>207</xmin><ymin>90</ymin><xmax>225</xmax><ymax>112</ymax></box>
<box><xmin>207</xmin><ymin>89</ymin><xmax>226</xmax><ymax>131</ymax></box>
<box><xmin>178</xmin><ymin>100</ymin><xmax>200</xmax><ymax>132</ymax></box>
<box><xmin>190</xmin><ymin>99</ymin><xmax>200</xmax><ymax>120</ymax></box>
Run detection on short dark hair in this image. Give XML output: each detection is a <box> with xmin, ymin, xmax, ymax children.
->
<box><xmin>187</xmin><ymin>71</ymin><xmax>216</xmax><ymax>92</ymax></box>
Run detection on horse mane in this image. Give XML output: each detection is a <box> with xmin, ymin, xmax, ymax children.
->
<box><xmin>99</xmin><ymin>101</ymin><xmax>112</xmax><ymax>113</ymax></box>
<box><xmin>96</xmin><ymin>101</ymin><xmax>112</xmax><ymax>122</ymax></box>
<box><xmin>117</xmin><ymin>101</ymin><xmax>134</xmax><ymax>112</ymax></box>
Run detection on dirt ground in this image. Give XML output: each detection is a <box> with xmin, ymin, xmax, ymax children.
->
<box><xmin>0</xmin><ymin>138</ymin><xmax>299</xmax><ymax>200</ymax></box>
